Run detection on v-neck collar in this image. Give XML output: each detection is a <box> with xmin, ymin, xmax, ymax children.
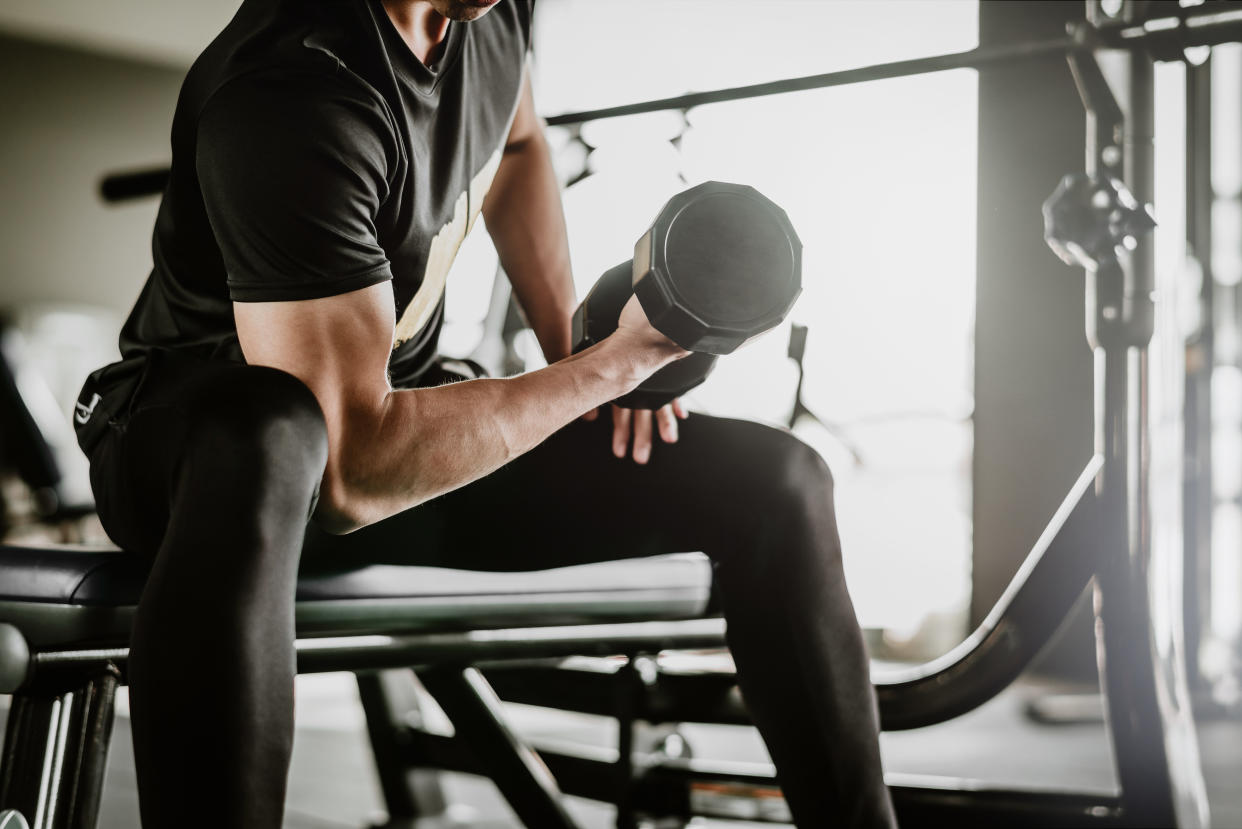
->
<box><xmin>374</xmin><ymin>1</ymin><xmax>465</xmax><ymax>95</ymax></box>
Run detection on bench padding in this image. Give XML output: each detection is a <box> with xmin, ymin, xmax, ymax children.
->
<box><xmin>0</xmin><ymin>544</ymin><xmax>713</xmax><ymax>649</ymax></box>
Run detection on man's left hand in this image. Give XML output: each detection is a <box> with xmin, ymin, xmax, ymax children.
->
<box><xmin>584</xmin><ymin>400</ymin><xmax>689</xmax><ymax>464</ymax></box>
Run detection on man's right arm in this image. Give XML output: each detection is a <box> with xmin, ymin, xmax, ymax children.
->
<box><xmin>234</xmin><ymin>283</ymin><xmax>684</xmax><ymax>534</ymax></box>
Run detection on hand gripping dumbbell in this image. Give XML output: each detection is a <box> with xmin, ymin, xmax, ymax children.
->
<box><xmin>571</xmin><ymin>181</ymin><xmax>802</xmax><ymax>409</ymax></box>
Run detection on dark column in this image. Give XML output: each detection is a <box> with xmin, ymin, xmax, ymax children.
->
<box><xmin>973</xmin><ymin>0</ymin><xmax>1097</xmax><ymax>678</ymax></box>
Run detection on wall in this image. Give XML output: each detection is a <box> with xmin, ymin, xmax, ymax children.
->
<box><xmin>0</xmin><ymin>34</ymin><xmax>183</xmax><ymax>324</ymax></box>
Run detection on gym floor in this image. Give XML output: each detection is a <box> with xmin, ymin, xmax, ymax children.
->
<box><xmin>4</xmin><ymin>673</ymin><xmax>1239</xmax><ymax>828</ymax></box>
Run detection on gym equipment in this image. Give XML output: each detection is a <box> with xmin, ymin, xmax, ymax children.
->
<box><xmin>1043</xmin><ymin>173</ymin><xmax>1156</xmax><ymax>271</ymax></box>
<box><xmin>571</xmin><ymin>181</ymin><xmax>801</xmax><ymax>409</ymax></box>
<box><xmin>2</xmin><ymin>2</ymin><xmax>1230</xmax><ymax>827</ymax></box>
<box><xmin>0</xmin><ymin>325</ymin><xmax>96</xmax><ymax>539</ymax></box>
<box><xmin>0</xmin><ymin>810</ymin><xmax>30</xmax><ymax>829</ymax></box>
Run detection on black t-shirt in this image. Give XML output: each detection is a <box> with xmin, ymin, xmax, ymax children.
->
<box><xmin>76</xmin><ymin>0</ymin><xmax>530</xmax><ymax>451</ymax></box>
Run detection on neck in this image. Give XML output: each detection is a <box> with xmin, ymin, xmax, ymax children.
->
<box><xmin>382</xmin><ymin>1</ymin><xmax>451</xmax><ymax>66</ymax></box>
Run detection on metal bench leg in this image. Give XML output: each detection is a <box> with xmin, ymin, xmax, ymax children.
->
<box><xmin>356</xmin><ymin>670</ymin><xmax>450</xmax><ymax>827</ymax></box>
<box><xmin>0</xmin><ymin>667</ymin><xmax>119</xmax><ymax>829</ymax></box>
<box><xmin>418</xmin><ymin>666</ymin><xmax>580</xmax><ymax>829</ymax></box>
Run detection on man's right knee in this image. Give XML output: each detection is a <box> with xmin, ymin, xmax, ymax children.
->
<box><xmin>179</xmin><ymin>366</ymin><xmax>328</xmax><ymax>508</ymax></box>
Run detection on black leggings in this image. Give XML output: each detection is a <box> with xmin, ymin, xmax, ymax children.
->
<box><xmin>85</xmin><ymin>353</ymin><xmax>895</xmax><ymax>828</ymax></box>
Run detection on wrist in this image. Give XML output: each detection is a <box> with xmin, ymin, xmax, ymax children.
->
<box><xmin>600</xmin><ymin>328</ymin><xmax>682</xmax><ymax>387</ymax></box>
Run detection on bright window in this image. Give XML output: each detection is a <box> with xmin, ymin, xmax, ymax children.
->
<box><xmin>444</xmin><ymin>0</ymin><xmax>981</xmax><ymax>653</ymax></box>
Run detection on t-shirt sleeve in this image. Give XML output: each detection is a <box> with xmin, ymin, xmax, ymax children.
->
<box><xmin>196</xmin><ymin>72</ymin><xmax>398</xmax><ymax>302</ymax></box>
<box><xmin>515</xmin><ymin>0</ymin><xmax>534</xmax><ymax>50</ymax></box>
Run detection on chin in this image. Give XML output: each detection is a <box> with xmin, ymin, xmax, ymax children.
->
<box><xmin>436</xmin><ymin>0</ymin><xmax>502</xmax><ymax>22</ymax></box>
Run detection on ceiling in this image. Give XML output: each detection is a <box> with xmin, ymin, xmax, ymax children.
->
<box><xmin>0</xmin><ymin>0</ymin><xmax>243</xmax><ymax>67</ymax></box>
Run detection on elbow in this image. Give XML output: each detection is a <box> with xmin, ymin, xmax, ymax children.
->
<box><xmin>311</xmin><ymin>470</ymin><xmax>382</xmax><ymax>536</ymax></box>
<box><xmin>312</xmin><ymin>461</ymin><xmax>434</xmax><ymax>535</ymax></box>
<box><xmin>312</xmin><ymin>485</ymin><xmax>367</xmax><ymax>536</ymax></box>
<box><xmin>313</xmin><ymin>503</ymin><xmax>366</xmax><ymax>536</ymax></box>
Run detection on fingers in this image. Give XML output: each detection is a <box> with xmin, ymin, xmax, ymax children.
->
<box><xmin>611</xmin><ymin>401</ymin><xmax>689</xmax><ymax>463</ymax></box>
<box><xmin>582</xmin><ymin>407</ymin><xmax>599</xmax><ymax>422</ymax></box>
<box><xmin>611</xmin><ymin>405</ymin><xmax>631</xmax><ymax>458</ymax></box>
<box><xmin>655</xmin><ymin>404</ymin><xmax>679</xmax><ymax>444</ymax></box>
<box><xmin>632</xmin><ymin>409</ymin><xmax>654</xmax><ymax>464</ymax></box>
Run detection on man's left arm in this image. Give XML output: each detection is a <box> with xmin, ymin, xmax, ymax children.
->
<box><xmin>481</xmin><ymin>71</ymin><xmax>576</xmax><ymax>364</ymax></box>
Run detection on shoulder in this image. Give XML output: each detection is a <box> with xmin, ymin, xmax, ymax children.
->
<box><xmin>197</xmin><ymin>67</ymin><xmax>400</xmax><ymax>183</ymax></box>
<box><xmin>202</xmin><ymin>66</ymin><xmax>395</xmax><ymax>142</ymax></box>
<box><xmin>471</xmin><ymin>0</ymin><xmax>533</xmax><ymax>57</ymax></box>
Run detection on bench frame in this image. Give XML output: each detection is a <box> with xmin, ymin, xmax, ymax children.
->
<box><xmin>0</xmin><ymin>615</ymin><xmax>1130</xmax><ymax>829</ymax></box>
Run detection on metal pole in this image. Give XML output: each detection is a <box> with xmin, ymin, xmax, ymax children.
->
<box><xmin>542</xmin><ymin>6</ymin><xmax>1242</xmax><ymax>128</ymax></box>
<box><xmin>545</xmin><ymin>37</ymin><xmax>1072</xmax><ymax>127</ymax></box>
<box><xmin>0</xmin><ymin>669</ymin><xmax>117</xmax><ymax>829</ymax></box>
<box><xmin>1079</xmin><ymin>4</ymin><xmax>1209</xmax><ymax>823</ymax></box>
<box><xmin>419</xmin><ymin>666</ymin><xmax>579</xmax><ymax>829</ymax></box>
<box><xmin>1183</xmin><ymin>56</ymin><xmax>1213</xmax><ymax>695</ymax></box>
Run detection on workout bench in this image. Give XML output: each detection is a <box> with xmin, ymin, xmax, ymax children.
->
<box><xmin>0</xmin><ymin>544</ymin><xmax>724</xmax><ymax>828</ymax></box>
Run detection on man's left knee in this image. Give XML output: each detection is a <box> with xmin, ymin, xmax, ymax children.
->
<box><xmin>753</xmin><ymin>426</ymin><xmax>835</xmax><ymax>509</ymax></box>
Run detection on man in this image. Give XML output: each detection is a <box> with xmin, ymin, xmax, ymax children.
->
<box><xmin>74</xmin><ymin>0</ymin><xmax>895</xmax><ymax>826</ymax></box>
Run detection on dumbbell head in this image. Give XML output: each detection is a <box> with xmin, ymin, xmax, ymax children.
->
<box><xmin>633</xmin><ymin>181</ymin><xmax>802</xmax><ymax>354</ymax></box>
<box><xmin>570</xmin><ymin>182</ymin><xmax>802</xmax><ymax>409</ymax></box>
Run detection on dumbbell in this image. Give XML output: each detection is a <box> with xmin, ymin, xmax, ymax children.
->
<box><xmin>571</xmin><ymin>181</ymin><xmax>802</xmax><ymax>409</ymax></box>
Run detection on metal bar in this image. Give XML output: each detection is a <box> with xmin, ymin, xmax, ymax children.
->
<box><xmin>1183</xmin><ymin>55</ymin><xmax>1213</xmax><ymax>694</ymax></box>
<box><xmin>30</xmin><ymin>618</ymin><xmax>728</xmax><ymax>676</ymax></box>
<box><xmin>887</xmin><ymin>780</ymin><xmax>1125</xmax><ymax>829</ymax></box>
<box><xmin>355</xmin><ymin>670</ymin><xmax>448</xmax><ymax>822</ymax></box>
<box><xmin>292</xmin><ymin>618</ymin><xmax>726</xmax><ymax>674</ymax></box>
<box><xmin>0</xmin><ymin>695</ymin><xmax>47</xmax><ymax>826</ymax></box>
<box><xmin>1093</xmin><ymin>348</ymin><xmax>1184</xmax><ymax>827</ymax></box>
<box><xmin>58</xmin><ymin>671</ymin><xmax>118</xmax><ymax>829</ymax></box>
<box><xmin>1077</xmin><ymin>15</ymin><xmax>1209</xmax><ymax>825</ymax></box>
<box><xmin>874</xmin><ymin>457</ymin><xmax>1101</xmax><ymax>729</ymax></box>
<box><xmin>418</xmin><ymin>666</ymin><xmax>579</xmax><ymax>829</ymax></box>
<box><xmin>613</xmin><ymin>658</ymin><xmax>640</xmax><ymax>829</ymax></box>
<box><xmin>398</xmin><ymin>722</ymin><xmax>1127</xmax><ymax>826</ymax></box>
<box><xmin>481</xmin><ymin>662</ymin><xmax>751</xmax><ymax>726</ymax></box>
<box><xmin>0</xmin><ymin>669</ymin><xmax>116</xmax><ymax>829</ymax></box>
<box><xmin>544</xmin><ymin>38</ymin><xmax>1071</xmax><ymax>127</ymax></box>
<box><xmin>561</xmin><ymin>749</ymin><xmax>1128</xmax><ymax>827</ymax></box>
<box><xmin>543</xmin><ymin>10</ymin><xmax>1242</xmax><ymax>129</ymax></box>
<box><xmin>97</xmin><ymin>167</ymin><xmax>167</xmax><ymax>202</ymax></box>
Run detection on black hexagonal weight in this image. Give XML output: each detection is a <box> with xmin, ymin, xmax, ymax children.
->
<box><xmin>571</xmin><ymin>181</ymin><xmax>802</xmax><ymax>409</ymax></box>
<box><xmin>634</xmin><ymin>181</ymin><xmax>802</xmax><ymax>355</ymax></box>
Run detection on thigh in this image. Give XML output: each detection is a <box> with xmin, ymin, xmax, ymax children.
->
<box><xmin>301</xmin><ymin>411</ymin><xmax>806</xmax><ymax>572</ymax></box>
<box><xmin>89</xmin><ymin>351</ymin><xmax>318</xmax><ymax>558</ymax></box>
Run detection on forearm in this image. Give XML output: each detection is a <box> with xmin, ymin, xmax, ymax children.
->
<box><xmin>482</xmin><ymin>130</ymin><xmax>576</xmax><ymax>363</ymax></box>
<box><xmin>319</xmin><ymin>334</ymin><xmax>668</xmax><ymax>532</ymax></box>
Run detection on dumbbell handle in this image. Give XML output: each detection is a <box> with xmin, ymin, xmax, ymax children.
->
<box><xmin>572</xmin><ymin>261</ymin><xmax>718</xmax><ymax>410</ymax></box>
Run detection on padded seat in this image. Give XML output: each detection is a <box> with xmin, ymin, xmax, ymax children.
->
<box><xmin>0</xmin><ymin>544</ymin><xmax>714</xmax><ymax>650</ymax></box>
